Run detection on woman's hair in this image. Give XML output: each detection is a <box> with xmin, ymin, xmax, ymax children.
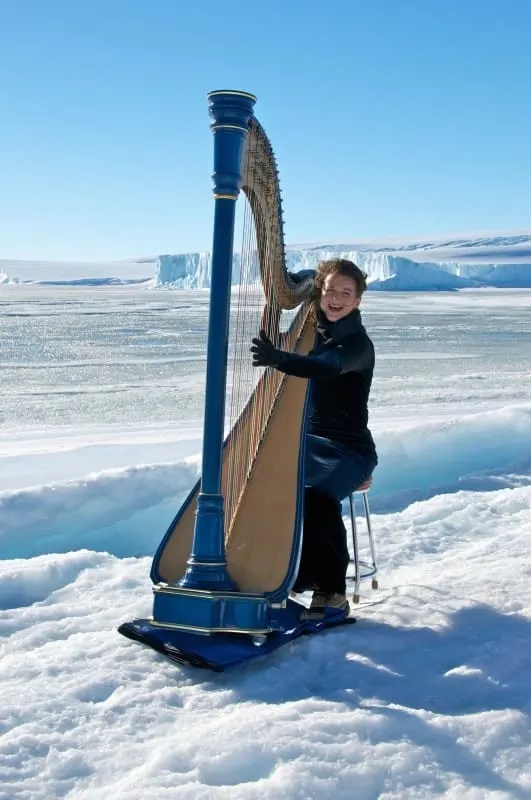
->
<box><xmin>311</xmin><ymin>259</ymin><xmax>368</xmax><ymax>311</ymax></box>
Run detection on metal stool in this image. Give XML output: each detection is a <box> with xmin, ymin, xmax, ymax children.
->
<box><xmin>347</xmin><ymin>477</ymin><xmax>378</xmax><ymax>603</ymax></box>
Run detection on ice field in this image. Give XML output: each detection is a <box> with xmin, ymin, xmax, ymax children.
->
<box><xmin>1</xmin><ymin>285</ymin><xmax>531</xmax><ymax>799</ymax></box>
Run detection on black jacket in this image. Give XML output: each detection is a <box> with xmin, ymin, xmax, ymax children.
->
<box><xmin>274</xmin><ymin>308</ymin><xmax>376</xmax><ymax>454</ymax></box>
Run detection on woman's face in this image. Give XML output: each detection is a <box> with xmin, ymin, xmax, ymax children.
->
<box><xmin>319</xmin><ymin>272</ymin><xmax>360</xmax><ymax>322</ymax></box>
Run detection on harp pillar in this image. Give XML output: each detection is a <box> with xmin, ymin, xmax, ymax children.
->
<box><xmin>179</xmin><ymin>90</ymin><xmax>257</xmax><ymax>591</ymax></box>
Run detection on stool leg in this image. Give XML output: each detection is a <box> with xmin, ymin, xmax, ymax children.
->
<box><xmin>348</xmin><ymin>493</ymin><xmax>361</xmax><ymax>603</ymax></box>
<box><xmin>362</xmin><ymin>491</ymin><xmax>378</xmax><ymax>590</ymax></box>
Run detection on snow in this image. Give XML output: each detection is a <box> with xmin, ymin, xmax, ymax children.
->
<box><xmin>3</xmin><ymin>230</ymin><xmax>531</xmax><ymax>290</ymax></box>
<box><xmin>0</xmin><ymin>257</ymin><xmax>154</xmax><ymax>285</ymax></box>
<box><xmin>1</xmin><ymin>286</ymin><xmax>531</xmax><ymax>798</ymax></box>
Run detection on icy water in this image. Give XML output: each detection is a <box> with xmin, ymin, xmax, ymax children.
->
<box><xmin>1</xmin><ymin>284</ymin><xmax>531</xmax><ymax>432</ymax></box>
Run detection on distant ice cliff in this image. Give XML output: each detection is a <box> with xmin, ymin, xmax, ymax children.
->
<box><xmin>2</xmin><ymin>232</ymin><xmax>531</xmax><ymax>289</ymax></box>
<box><xmin>155</xmin><ymin>246</ymin><xmax>531</xmax><ymax>291</ymax></box>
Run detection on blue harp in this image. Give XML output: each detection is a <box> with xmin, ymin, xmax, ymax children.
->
<box><xmin>150</xmin><ymin>91</ymin><xmax>314</xmax><ymax>634</ymax></box>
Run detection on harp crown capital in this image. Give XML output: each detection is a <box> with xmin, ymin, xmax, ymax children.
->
<box><xmin>208</xmin><ymin>90</ymin><xmax>256</xmax><ymax>198</ymax></box>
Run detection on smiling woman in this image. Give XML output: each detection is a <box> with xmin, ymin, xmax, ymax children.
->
<box><xmin>317</xmin><ymin>262</ymin><xmax>363</xmax><ymax>321</ymax></box>
<box><xmin>250</xmin><ymin>259</ymin><xmax>377</xmax><ymax>617</ymax></box>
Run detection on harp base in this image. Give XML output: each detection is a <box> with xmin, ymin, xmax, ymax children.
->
<box><xmin>118</xmin><ymin>599</ymin><xmax>356</xmax><ymax>672</ymax></box>
<box><xmin>151</xmin><ymin>583</ymin><xmax>272</xmax><ymax>634</ymax></box>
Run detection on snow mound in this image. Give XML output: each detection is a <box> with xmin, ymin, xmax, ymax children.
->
<box><xmin>2</xmin><ymin>404</ymin><xmax>530</xmax><ymax>561</ymax></box>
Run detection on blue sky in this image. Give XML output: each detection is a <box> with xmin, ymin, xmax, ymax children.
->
<box><xmin>1</xmin><ymin>0</ymin><xmax>530</xmax><ymax>260</ymax></box>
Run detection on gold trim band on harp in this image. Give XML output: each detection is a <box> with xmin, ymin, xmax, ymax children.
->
<box><xmin>154</xmin><ymin>585</ymin><xmax>266</xmax><ymax>601</ymax></box>
<box><xmin>210</xmin><ymin>124</ymin><xmax>249</xmax><ymax>132</ymax></box>
<box><xmin>213</xmin><ymin>193</ymin><xmax>238</xmax><ymax>200</ymax></box>
<box><xmin>149</xmin><ymin>618</ymin><xmax>270</xmax><ymax>635</ymax></box>
<box><xmin>207</xmin><ymin>90</ymin><xmax>257</xmax><ymax>101</ymax></box>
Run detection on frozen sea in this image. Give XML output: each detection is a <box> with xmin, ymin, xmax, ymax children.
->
<box><xmin>1</xmin><ymin>285</ymin><xmax>531</xmax><ymax>799</ymax></box>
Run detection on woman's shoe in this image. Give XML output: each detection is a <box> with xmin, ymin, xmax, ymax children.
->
<box><xmin>302</xmin><ymin>591</ymin><xmax>350</xmax><ymax>620</ymax></box>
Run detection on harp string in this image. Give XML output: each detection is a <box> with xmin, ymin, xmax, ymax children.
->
<box><xmin>223</xmin><ymin>123</ymin><xmax>310</xmax><ymax>542</ymax></box>
<box><xmin>224</xmin><ymin>137</ymin><xmax>260</xmax><ymax>531</ymax></box>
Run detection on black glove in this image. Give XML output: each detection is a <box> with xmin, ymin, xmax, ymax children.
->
<box><xmin>250</xmin><ymin>330</ymin><xmax>284</xmax><ymax>368</ymax></box>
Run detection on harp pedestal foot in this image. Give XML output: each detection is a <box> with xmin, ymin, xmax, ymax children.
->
<box><xmin>178</xmin><ymin>493</ymin><xmax>238</xmax><ymax>592</ymax></box>
<box><xmin>119</xmin><ymin>599</ymin><xmax>357</xmax><ymax>671</ymax></box>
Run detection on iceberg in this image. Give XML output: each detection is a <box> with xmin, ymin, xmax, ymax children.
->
<box><xmin>154</xmin><ymin>236</ymin><xmax>531</xmax><ymax>291</ymax></box>
<box><xmin>286</xmin><ymin>249</ymin><xmax>474</xmax><ymax>291</ymax></box>
<box><xmin>445</xmin><ymin>262</ymin><xmax>531</xmax><ymax>288</ymax></box>
<box><xmin>154</xmin><ymin>253</ymin><xmax>212</xmax><ymax>289</ymax></box>
<box><xmin>155</xmin><ymin>248</ymin><xmax>475</xmax><ymax>291</ymax></box>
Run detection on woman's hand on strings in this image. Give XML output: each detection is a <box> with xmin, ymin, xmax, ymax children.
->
<box><xmin>250</xmin><ymin>330</ymin><xmax>283</xmax><ymax>368</ymax></box>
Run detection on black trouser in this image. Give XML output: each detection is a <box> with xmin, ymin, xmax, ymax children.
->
<box><xmin>294</xmin><ymin>435</ymin><xmax>377</xmax><ymax>595</ymax></box>
<box><xmin>293</xmin><ymin>488</ymin><xmax>350</xmax><ymax>595</ymax></box>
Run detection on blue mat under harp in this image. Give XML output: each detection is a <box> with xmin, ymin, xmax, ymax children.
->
<box><xmin>118</xmin><ymin>600</ymin><xmax>356</xmax><ymax>672</ymax></box>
